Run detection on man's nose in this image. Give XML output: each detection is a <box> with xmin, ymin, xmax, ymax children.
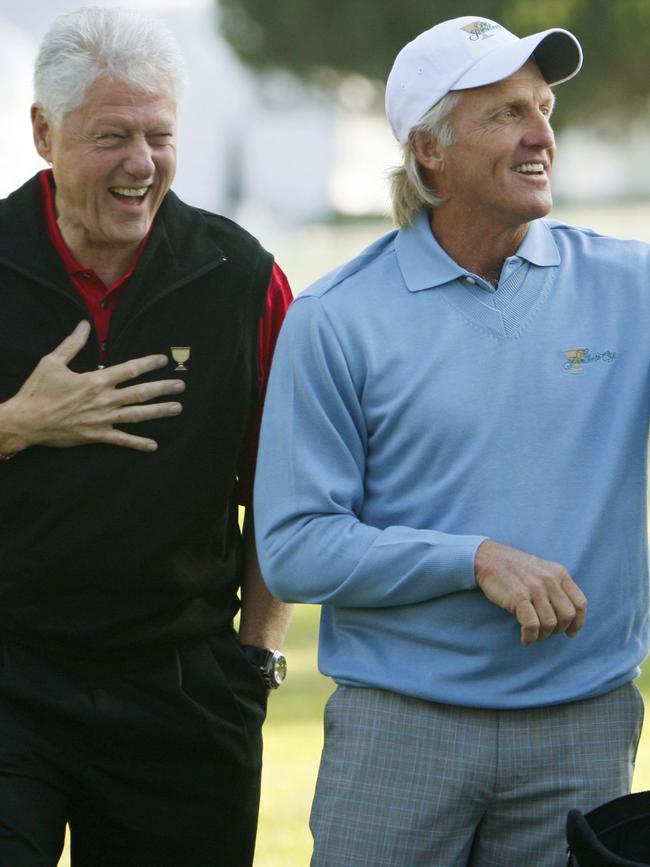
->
<box><xmin>523</xmin><ymin>113</ymin><xmax>555</xmax><ymax>150</ymax></box>
<box><xmin>123</xmin><ymin>137</ymin><xmax>155</xmax><ymax>178</ymax></box>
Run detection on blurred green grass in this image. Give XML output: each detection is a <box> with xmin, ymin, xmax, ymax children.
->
<box><xmin>254</xmin><ymin>605</ymin><xmax>332</xmax><ymax>867</ymax></box>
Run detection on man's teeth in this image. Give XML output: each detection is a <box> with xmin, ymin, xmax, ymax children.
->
<box><xmin>111</xmin><ymin>187</ymin><xmax>148</xmax><ymax>196</ymax></box>
<box><xmin>513</xmin><ymin>163</ymin><xmax>544</xmax><ymax>174</ymax></box>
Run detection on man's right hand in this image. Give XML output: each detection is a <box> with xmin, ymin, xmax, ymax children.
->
<box><xmin>0</xmin><ymin>320</ymin><xmax>185</xmax><ymax>453</ymax></box>
<box><xmin>474</xmin><ymin>539</ymin><xmax>587</xmax><ymax>646</ymax></box>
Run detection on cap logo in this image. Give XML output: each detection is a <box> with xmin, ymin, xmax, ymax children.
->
<box><xmin>461</xmin><ymin>21</ymin><xmax>502</xmax><ymax>41</ymax></box>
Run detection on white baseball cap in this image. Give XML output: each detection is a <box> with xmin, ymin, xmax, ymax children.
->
<box><xmin>386</xmin><ymin>16</ymin><xmax>583</xmax><ymax>143</ymax></box>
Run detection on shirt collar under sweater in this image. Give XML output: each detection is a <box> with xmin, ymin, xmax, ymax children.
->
<box><xmin>395</xmin><ymin>209</ymin><xmax>561</xmax><ymax>294</ymax></box>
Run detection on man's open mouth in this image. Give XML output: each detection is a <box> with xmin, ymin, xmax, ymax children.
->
<box><xmin>512</xmin><ymin>163</ymin><xmax>545</xmax><ymax>175</ymax></box>
<box><xmin>109</xmin><ymin>186</ymin><xmax>149</xmax><ymax>203</ymax></box>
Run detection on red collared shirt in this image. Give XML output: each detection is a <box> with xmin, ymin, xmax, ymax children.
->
<box><xmin>39</xmin><ymin>169</ymin><xmax>291</xmax><ymax>500</ymax></box>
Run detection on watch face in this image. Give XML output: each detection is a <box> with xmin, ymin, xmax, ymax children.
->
<box><xmin>272</xmin><ymin>652</ymin><xmax>287</xmax><ymax>685</ymax></box>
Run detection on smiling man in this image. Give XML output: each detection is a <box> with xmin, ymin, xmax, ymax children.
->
<box><xmin>0</xmin><ymin>7</ymin><xmax>292</xmax><ymax>866</ymax></box>
<box><xmin>255</xmin><ymin>16</ymin><xmax>650</xmax><ymax>867</ymax></box>
<box><xmin>31</xmin><ymin>76</ymin><xmax>179</xmax><ymax>287</ymax></box>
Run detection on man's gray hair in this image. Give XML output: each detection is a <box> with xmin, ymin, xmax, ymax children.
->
<box><xmin>33</xmin><ymin>6</ymin><xmax>188</xmax><ymax>126</ymax></box>
<box><xmin>388</xmin><ymin>92</ymin><xmax>460</xmax><ymax>227</ymax></box>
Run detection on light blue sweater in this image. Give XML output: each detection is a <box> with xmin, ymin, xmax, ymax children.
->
<box><xmin>254</xmin><ymin>212</ymin><xmax>650</xmax><ymax>709</ymax></box>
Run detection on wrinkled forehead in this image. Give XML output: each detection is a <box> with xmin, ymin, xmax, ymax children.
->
<box><xmin>69</xmin><ymin>75</ymin><xmax>179</xmax><ymax>123</ymax></box>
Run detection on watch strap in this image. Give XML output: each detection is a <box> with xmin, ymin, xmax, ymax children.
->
<box><xmin>240</xmin><ymin>643</ymin><xmax>286</xmax><ymax>689</ymax></box>
<box><xmin>240</xmin><ymin>644</ymin><xmax>271</xmax><ymax>668</ymax></box>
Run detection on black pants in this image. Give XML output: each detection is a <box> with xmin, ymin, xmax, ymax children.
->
<box><xmin>0</xmin><ymin>631</ymin><xmax>267</xmax><ymax>866</ymax></box>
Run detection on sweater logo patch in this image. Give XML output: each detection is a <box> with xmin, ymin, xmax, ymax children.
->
<box><xmin>171</xmin><ymin>346</ymin><xmax>191</xmax><ymax>371</ymax></box>
<box><xmin>562</xmin><ymin>347</ymin><xmax>617</xmax><ymax>374</ymax></box>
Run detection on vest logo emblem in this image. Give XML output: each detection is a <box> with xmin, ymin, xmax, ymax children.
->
<box><xmin>563</xmin><ymin>347</ymin><xmax>617</xmax><ymax>373</ymax></box>
<box><xmin>171</xmin><ymin>346</ymin><xmax>191</xmax><ymax>371</ymax></box>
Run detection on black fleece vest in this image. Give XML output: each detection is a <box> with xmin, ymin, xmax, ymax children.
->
<box><xmin>0</xmin><ymin>176</ymin><xmax>274</xmax><ymax>649</ymax></box>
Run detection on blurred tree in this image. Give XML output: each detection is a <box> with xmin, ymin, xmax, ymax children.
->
<box><xmin>218</xmin><ymin>0</ymin><xmax>650</xmax><ymax>129</ymax></box>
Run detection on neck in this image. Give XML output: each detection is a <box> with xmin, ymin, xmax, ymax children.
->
<box><xmin>430</xmin><ymin>208</ymin><xmax>529</xmax><ymax>281</ymax></box>
<box><xmin>57</xmin><ymin>217</ymin><xmax>139</xmax><ymax>286</ymax></box>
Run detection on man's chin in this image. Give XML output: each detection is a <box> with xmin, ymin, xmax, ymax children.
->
<box><xmin>528</xmin><ymin>192</ymin><xmax>553</xmax><ymax>220</ymax></box>
<box><xmin>104</xmin><ymin>219</ymin><xmax>152</xmax><ymax>248</ymax></box>
<box><xmin>517</xmin><ymin>200</ymin><xmax>553</xmax><ymax>225</ymax></box>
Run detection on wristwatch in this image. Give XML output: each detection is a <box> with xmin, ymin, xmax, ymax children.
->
<box><xmin>240</xmin><ymin>644</ymin><xmax>287</xmax><ymax>689</ymax></box>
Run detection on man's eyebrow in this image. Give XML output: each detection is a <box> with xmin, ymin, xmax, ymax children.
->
<box><xmin>491</xmin><ymin>89</ymin><xmax>556</xmax><ymax>111</ymax></box>
<box><xmin>88</xmin><ymin>115</ymin><xmax>129</xmax><ymax>127</ymax></box>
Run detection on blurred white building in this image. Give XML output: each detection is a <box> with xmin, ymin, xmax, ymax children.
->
<box><xmin>0</xmin><ymin>17</ymin><xmax>42</xmax><ymax>195</ymax></box>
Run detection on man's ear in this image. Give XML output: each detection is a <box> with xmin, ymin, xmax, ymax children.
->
<box><xmin>31</xmin><ymin>105</ymin><xmax>54</xmax><ymax>163</ymax></box>
<box><xmin>409</xmin><ymin>130</ymin><xmax>446</xmax><ymax>174</ymax></box>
